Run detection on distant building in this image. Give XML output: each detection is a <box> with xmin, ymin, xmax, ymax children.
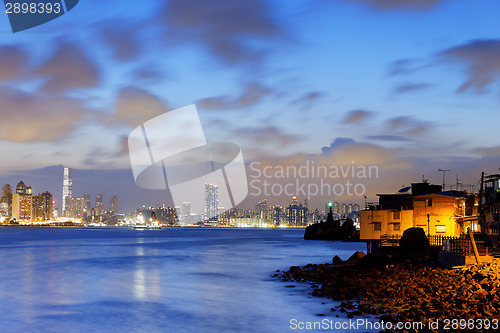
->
<box><xmin>287</xmin><ymin>196</ymin><xmax>308</xmax><ymax>226</ymax></box>
<box><xmin>205</xmin><ymin>183</ymin><xmax>219</xmax><ymax>221</ymax></box>
<box><xmin>95</xmin><ymin>193</ymin><xmax>103</xmax><ymax>216</ymax></box>
<box><xmin>32</xmin><ymin>191</ymin><xmax>53</xmax><ymax>220</ymax></box>
<box><xmin>256</xmin><ymin>199</ymin><xmax>268</xmax><ymax>220</ymax></box>
<box><xmin>109</xmin><ymin>195</ymin><xmax>118</xmax><ymax>215</ymax></box>
<box><xmin>1</xmin><ymin>184</ymin><xmax>12</xmax><ymax>218</ymax></box>
<box><xmin>62</xmin><ymin>167</ymin><xmax>72</xmax><ymax>217</ymax></box>
<box><xmin>83</xmin><ymin>193</ymin><xmax>91</xmax><ymax>211</ymax></box>
<box><xmin>12</xmin><ymin>181</ymin><xmax>33</xmax><ymax>221</ymax></box>
<box><xmin>67</xmin><ymin>197</ymin><xmax>88</xmax><ymax>218</ymax></box>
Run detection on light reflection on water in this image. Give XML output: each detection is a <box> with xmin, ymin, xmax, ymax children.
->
<box><xmin>0</xmin><ymin>227</ymin><xmax>376</xmax><ymax>333</ymax></box>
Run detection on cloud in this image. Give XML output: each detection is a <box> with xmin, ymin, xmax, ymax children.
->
<box><xmin>198</xmin><ymin>82</ymin><xmax>272</xmax><ymax>110</ymax></box>
<box><xmin>387</xmin><ymin>59</ymin><xmax>425</xmax><ymax>76</ymax></box>
<box><xmin>0</xmin><ymin>86</ymin><xmax>86</xmax><ymax>142</ymax></box>
<box><xmin>321</xmin><ymin>138</ymin><xmax>356</xmax><ymax>154</ymax></box>
<box><xmin>160</xmin><ymin>0</ymin><xmax>283</xmax><ymax>65</ymax></box>
<box><xmin>290</xmin><ymin>92</ymin><xmax>324</xmax><ymax>109</ymax></box>
<box><xmin>344</xmin><ymin>0</ymin><xmax>440</xmax><ymax>10</ymax></box>
<box><xmin>232</xmin><ymin>126</ymin><xmax>299</xmax><ymax>148</ymax></box>
<box><xmin>0</xmin><ymin>45</ymin><xmax>29</xmax><ymax>81</ymax></box>
<box><xmin>436</xmin><ymin>39</ymin><xmax>500</xmax><ymax>93</ymax></box>
<box><xmin>101</xmin><ymin>23</ymin><xmax>142</xmax><ymax>62</ymax></box>
<box><xmin>343</xmin><ymin>110</ymin><xmax>373</xmax><ymax>124</ymax></box>
<box><xmin>366</xmin><ymin>135</ymin><xmax>413</xmax><ymax>142</ymax></box>
<box><xmin>393</xmin><ymin>82</ymin><xmax>433</xmax><ymax>93</ymax></box>
<box><xmin>35</xmin><ymin>42</ymin><xmax>100</xmax><ymax>93</ymax></box>
<box><xmin>386</xmin><ymin>116</ymin><xmax>431</xmax><ymax>136</ymax></box>
<box><xmin>114</xmin><ymin>87</ymin><xmax>169</xmax><ymax>128</ymax></box>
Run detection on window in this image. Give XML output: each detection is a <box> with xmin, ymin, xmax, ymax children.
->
<box><xmin>393</xmin><ymin>223</ymin><xmax>400</xmax><ymax>231</ymax></box>
<box><xmin>427</xmin><ymin>199</ymin><xmax>433</xmax><ymax>207</ymax></box>
<box><xmin>435</xmin><ymin>225</ymin><xmax>446</xmax><ymax>233</ymax></box>
<box><xmin>374</xmin><ymin>222</ymin><xmax>382</xmax><ymax>231</ymax></box>
<box><xmin>392</xmin><ymin>211</ymin><xmax>401</xmax><ymax>219</ymax></box>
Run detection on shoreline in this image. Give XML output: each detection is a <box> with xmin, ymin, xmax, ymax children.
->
<box><xmin>280</xmin><ymin>253</ymin><xmax>500</xmax><ymax>332</ymax></box>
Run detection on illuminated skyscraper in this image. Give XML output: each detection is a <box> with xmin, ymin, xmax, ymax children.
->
<box><xmin>95</xmin><ymin>193</ymin><xmax>103</xmax><ymax>216</ymax></box>
<box><xmin>1</xmin><ymin>184</ymin><xmax>12</xmax><ymax>218</ymax></box>
<box><xmin>12</xmin><ymin>181</ymin><xmax>32</xmax><ymax>221</ymax></box>
<box><xmin>109</xmin><ymin>195</ymin><xmax>118</xmax><ymax>215</ymax></box>
<box><xmin>205</xmin><ymin>183</ymin><xmax>219</xmax><ymax>221</ymax></box>
<box><xmin>62</xmin><ymin>167</ymin><xmax>72</xmax><ymax>217</ymax></box>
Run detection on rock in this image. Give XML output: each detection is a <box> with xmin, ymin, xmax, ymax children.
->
<box><xmin>332</xmin><ymin>255</ymin><xmax>343</xmax><ymax>265</ymax></box>
<box><xmin>399</xmin><ymin>227</ymin><xmax>430</xmax><ymax>254</ymax></box>
<box><xmin>348</xmin><ymin>251</ymin><xmax>366</xmax><ymax>262</ymax></box>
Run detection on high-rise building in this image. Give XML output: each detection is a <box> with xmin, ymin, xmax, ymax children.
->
<box><xmin>205</xmin><ymin>183</ymin><xmax>219</xmax><ymax>221</ymax></box>
<box><xmin>12</xmin><ymin>181</ymin><xmax>33</xmax><ymax>221</ymax></box>
<box><xmin>287</xmin><ymin>196</ymin><xmax>308</xmax><ymax>226</ymax></box>
<box><xmin>109</xmin><ymin>195</ymin><xmax>118</xmax><ymax>215</ymax></box>
<box><xmin>1</xmin><ymin>184</ymin><xmax>12</xmax><ymax>218</ymax></box>
<box><xmin>83</xmin><ymin>193</ymin><xmax>91</xmax><ymax>211</ymax></box>
<box><xmin>62</xmin><ymin>167</ymin><xmax>72</xmax><ymax>216</ymax></box>
<box><xmin>67</xmin><ymin>197</ymin><xmax>87</xmax><ymax>218</ymax></box>
<box><xmin>95</xmin><ymin>193</ymin><xmax>103</xmax><ymax>216</ymax></box>
<box><xmin>16</xmin><ymin>181</ymin><xmax>27</xmax><ymax>194</ymax></box>
<box><xmin>181</xmin><ymin>202</ymin><xmax>191</xmax><ymax>224</ymax></box>
<box><xmin>256</xmin><ymin>199</ymin><xmax>268</xmax><ymax>220</ymax></box>
<box><xmin>32</xmin><ymin>192</ymin><xmax>53</xmax><ymax>221</ymax></box>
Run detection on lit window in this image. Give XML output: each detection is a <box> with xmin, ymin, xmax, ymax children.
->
<box><xmin>393</xmin><ymin>223</ymin><xmax>400</xmax><ymax>231</ymax></box>
<box><xmin>435</xmin><ymin>225</ymin><xmax>446</xmax><ymax>233</ymax></box>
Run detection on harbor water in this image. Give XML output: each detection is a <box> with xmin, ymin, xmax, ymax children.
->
<box><xmin>0</xmin><ymin>227</ymin><xmax>375</xmax><ymax>333</ymax></box>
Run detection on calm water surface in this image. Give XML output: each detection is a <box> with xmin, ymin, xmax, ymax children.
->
<box><xmin>0</xmin><ymin>227</ymin><xmax>374</xmax><ymax>333</ymax></box>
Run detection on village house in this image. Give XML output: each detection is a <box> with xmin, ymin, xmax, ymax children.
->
<box><xmin>360</xmin><ymin>182</ymin><xmax>479</xmax><ymax>251</ymax></box>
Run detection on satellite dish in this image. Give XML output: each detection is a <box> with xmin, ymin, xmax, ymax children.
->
<box><xmin>398</xmin><ymin>186</ymin><xmax>411</xmax><ymax>193</ymax></box>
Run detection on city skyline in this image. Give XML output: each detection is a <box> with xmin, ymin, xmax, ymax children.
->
<box><xmin>0</xmin><ymin>0</ymin><xmax>499</xmax><ymax>213</ymax></box>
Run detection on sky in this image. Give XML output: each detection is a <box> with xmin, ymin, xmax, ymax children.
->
<box><xmin>0</xmin><ymin>0</ymin><xmax>499</xmax><ymax>214</ymax></box>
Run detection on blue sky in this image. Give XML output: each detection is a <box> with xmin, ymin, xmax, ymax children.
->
<box><xmin>0</xmin><ymin>0</ymin><xmax>499</xmax><ymax>213</ymax></box>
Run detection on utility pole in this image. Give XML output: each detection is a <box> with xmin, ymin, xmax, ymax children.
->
<box><xmin>479</xmin><ymin>171</ymin><xmax>485</xmax><ymax>236</ymax></box>
<box><xmin>438</xmin><ymin>169</ymin><xmax>450</xmax><ymax>191</ymax></box>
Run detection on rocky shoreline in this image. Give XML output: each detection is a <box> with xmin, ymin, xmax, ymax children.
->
<box><xmin>279</xmin><ymin>252</ymin><xmax>500</xmax><ymax>332</ymax></box>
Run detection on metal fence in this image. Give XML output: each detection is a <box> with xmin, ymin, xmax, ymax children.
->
<box><xmin>380</xmin><ymin>234</ymin><xmax>401</xmax><ymax>247</ymax></box>
<box><xmin>428</xmin><ymin>234</ymin><xmax>471</xmax><ymax>255</ymax></box>
<box><xmin>380</xmin><ymin>233</ymin><xmax>472</xmax><ymax>255</ymax></box>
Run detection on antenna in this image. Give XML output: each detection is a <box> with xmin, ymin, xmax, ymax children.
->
<box><xmin>456</xmin><ymin>174</ymin><xmax>462</xmax><ymax>190</ymax></box>
<box><xmin>438</xmin><ymin>169</ymin><xmax>450</xmax><ymax>191</ymax></box>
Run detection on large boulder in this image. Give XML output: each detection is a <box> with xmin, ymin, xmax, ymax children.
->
<box><xmin>399</xmin><ymin>227</ymin><xmax>429</xmax><ymax>254</ymax></box>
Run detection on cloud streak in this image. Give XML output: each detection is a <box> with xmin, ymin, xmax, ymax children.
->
<box><xmin>343</xmin><ymin>110</ymin><xmax>373</xmax><ymax>124</ymax></box>
<box><xmin>199</xmin><ymin>82</ymin><xmax>272</xmax><ymax>110</ymax></box>
<box><xmin>344</xmin><ymin>0</ymin><xmax>441</xmax><ymax>10</ymax></box>
<box><xmin>437</xmin><ymin>39</ymin><xmax>500</xmax><ymax>93</ymax></box>
<box><xmin>35</xmin><ymin>42</ymin><xmax>100</xmax><ymax>93</ymax></box>
<box><xmin>160</xmin><ymin>0</ymin><xmax>283</xmax><ymax>65</ymax></box>
<box><xmin>0</xmin><ymin>87</ymin><xmax>87</xmax><ymax>142</ymax></box>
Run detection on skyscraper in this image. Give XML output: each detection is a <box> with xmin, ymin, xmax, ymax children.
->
<box><xmin>95</xmin><ymin>193</ymin><xmax>103</xmax><ymax>216</ymax></box>
<box><xmin>62</xmin><ymin>167</ymin><xmax>72</xmax><ymax>217</ymax></box>
<box><xmin>205</xmin><ymin>183</ymin><xmax>219</xmax><ymax>221</ymax></box>
<box><xmin>12</xmin><ymin>181</ymin><xmax>32</xmax><ymax>221</ymax></box>
<box><xmin>1</xmin><ymin>184</ymin><xmax>12</xmax><ymax>218</ymax></box>
<box><xmin>109</xmin><ymin>195</ymin><xmax>118</xmax><ymax>215</ymax></box>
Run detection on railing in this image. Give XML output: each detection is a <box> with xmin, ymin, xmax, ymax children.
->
<box><xmin>429</xmin><ymin>234</ymin><xmax>471</xmax><ymax>256</ymax></box>
<box><xmin>380</xmin><ymin>234</ymin><xmax>400</xmax><ymax>247</ymax></box>
<box><xmin>379</xmin><ymin>233</ymin><xmax>472</xmax><ymax>255</ymax></box>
